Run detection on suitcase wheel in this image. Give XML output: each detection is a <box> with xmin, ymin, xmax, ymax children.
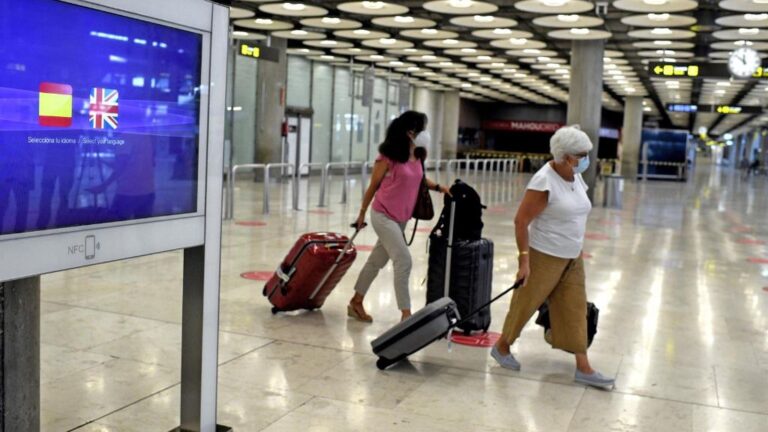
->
<box><xmin>271</xmin><ymin>307</ymin><xmax>280</xmax><ymax>315</ymax></box>
<box><xmin>376</xmin><ymin>357</ymin><xmax>392</xmax><ymax>370</ymax></box>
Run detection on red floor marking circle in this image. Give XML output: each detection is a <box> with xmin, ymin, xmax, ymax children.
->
<box><xmin>599</xmin><ymin>219</ymin><xmax>620</xmax><ymax>226</ymax></box>
<box><xmin>416</xmin><ymin>227</ymin><xmax>432</xmax><ymax>233</ymax></box>
<box><xmin>241</xmin><ymin>271</ymin><xmax>273</xmax><ymax>281</ymax></box>
<box><xmin>732</xmin><ymin>226</ymin><xmax>753</xmax><ymax>233</ymax></box>
<box><xmin>450</xmin><ymin>331</ymin><xmax>501</xmax><ymax>348</ymax></box>
<box><xmin>585</xmin><ymin>233</ymin><xmax>610</xmax><ymax>241</ymax></box>
<box><xmin>236</xmin><ymin>221</ymin><xmax>267</xmax><ymax>227</ymax></box>
<box><xmin>356</xmin><ymin>245</ymin><xmax>375</xmax><ymax>252</ymax></box>
<box><xmin>309</xmin><ymin>209</ymin><xmax>333</xmax><ymax>215</ymax></box>
<box><xmin>486</xmin><ymin>206</ymin><xmax>507</xmax><ymax>214</ymax></box>
<box><xmin>582</xmin><ymin>252</ymin><xmax>593</xmax><ymax>259</ymax></box>
<box><xmin>736</xmin><ymin>238</ymin><xmax>766</xmax><ymax>245</ymax></box>
<box><xmin>747</xmin><ymin>258</ymin><xmax>768</xmax><ymax>264</ymax></box>
<box><xmin>763</xmin><ymin>287</ymin><xmax>768</xmax><ymax>293</ymax></box>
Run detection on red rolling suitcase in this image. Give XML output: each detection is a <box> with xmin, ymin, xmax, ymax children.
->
<box><xmin>263</xmin><ymin>228</ymin><xmax>360</xmax><ymax>314</ymax></box>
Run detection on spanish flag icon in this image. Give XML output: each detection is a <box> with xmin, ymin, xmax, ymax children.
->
<box><xmin>39</xmin><ymin>82</ymin><xmax>73</xmax><ymax>127</ymax></box>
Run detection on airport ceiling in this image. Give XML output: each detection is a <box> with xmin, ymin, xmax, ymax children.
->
<box><xmin>225</xmin><ymin>0</ymin><xmax>768</xmax><ymax>136</ymax></box>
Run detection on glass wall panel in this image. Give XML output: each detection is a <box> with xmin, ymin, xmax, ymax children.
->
<box><xmin>311</xmin><ymin>62</ymin><xmax>333</xmax><ymax>164</ymax></box>
<box><xmin>369</xmin><ymin>77</ymin><xmax>387</xmax><ymax>159</ymax></box>
<box><xmin>351</xmin><ymin>72</ymin><xmax>370</xmax><ymax>162</ymax></box>
<box><xmin>286</xmin><ymin>55</ymin><xmax>311</xmax><ymax>108</ymax></box>
<box><xmin>332</xmin><ymin>67</ymin><xmax>353</xmax><ymax>162</ymax></box>
<box><xmin>386</xmin><ymin>82</ymin><xmax>400</xmax><ymax>124</ymax></box>
<box><xmin>231</xmin><ymin>54</ymin><xmax>258</xmax><ymax>166</ymax></box>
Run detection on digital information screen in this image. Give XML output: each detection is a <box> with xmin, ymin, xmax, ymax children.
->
<box><xmin>0</xmin><ymin>0</ymin><xmax>203</xmax><ymax>236</ymax></box>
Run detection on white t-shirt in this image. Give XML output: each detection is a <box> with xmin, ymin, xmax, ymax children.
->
<box><xmin>526</xmin><ymin>163</ymin><xmax>592</xmax><ymax>259</ymax></box>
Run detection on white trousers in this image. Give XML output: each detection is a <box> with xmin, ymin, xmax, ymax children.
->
<box><xmin>353</xmin><ymin>210</ymin><xmax>412</xmax><ymax>310</ymax></box>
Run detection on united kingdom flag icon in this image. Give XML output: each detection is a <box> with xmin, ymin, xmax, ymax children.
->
<box><xmin>89</xmin><ymin>87</ymin><xmax>119</xmax><ymax>129</ymax></box>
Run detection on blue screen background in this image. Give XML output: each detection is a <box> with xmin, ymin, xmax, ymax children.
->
<box><xmin>0</xmin><ymin>0</ymin><xmax>202</xmax><ymax>235</ymax></box>
<box><xmin>640</xmin><ymin>129</ymin><xmax>689</xmax><ymax>176</ymax></box>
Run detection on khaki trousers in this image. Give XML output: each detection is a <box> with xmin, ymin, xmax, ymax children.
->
<box><xmin>500</xmin><ymin>248</ymin><xmax>588</xmax><ymax>354</ymax></box>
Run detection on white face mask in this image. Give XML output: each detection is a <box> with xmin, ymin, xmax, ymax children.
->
<box><xmin>413</xmin><ymin>130</ymin><xmax>431</xmax><ymax>148</ymax></box>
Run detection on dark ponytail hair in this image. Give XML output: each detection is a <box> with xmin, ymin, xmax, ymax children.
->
<box><xmin>378</xmin><ymin>110</ymin><xmax>428</xmax><ymax>163</ymax></box>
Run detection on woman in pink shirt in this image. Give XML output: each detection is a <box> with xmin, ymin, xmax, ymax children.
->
<box><xmin>349</xmin><ymin>111</ymin><xmax>450</xmax><ymax>322</ymax></box>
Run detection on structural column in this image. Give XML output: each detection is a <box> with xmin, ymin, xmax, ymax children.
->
<box><xmin>255</xmin><ymin>37</ymin><xmax>287</xmax><ymax>164</ymax></box>
<box><xmin>412</xmin><ymin>87</ymin><xmax>443</xmax><ymax>159</ymax></box>
<box><xmin>620</xmin><ymin>96</ymin><xmax>643</xmax><ymax>180</ymax></box>
<box><xmin>760</xmin><ymin>129</ymin><xmax>768</xmax><ymax>169</ymax></box>
<box><xmin>441</xmin><ymin>91</ymin><xmax>461</xmax><ymax>160</ymax></box>
<box><xmin>566</xmin><ymin>39</ymin><xmax>605</xmax><ymax>202</ymax></box>
<box><xmin>734</xmin><ymin>134</ymin><xmax>744</xmax><ymax>168</ymax></box>
<box><xmin>0</xmin><ymin>277</ymin><xmax>40</xmax><ymax>432</ymax></box>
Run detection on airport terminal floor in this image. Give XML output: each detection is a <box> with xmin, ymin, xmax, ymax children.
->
<box><xmin>39</xmin><ymin>163</ymin><xmax>768</xmax><ymax>431</ymax></box>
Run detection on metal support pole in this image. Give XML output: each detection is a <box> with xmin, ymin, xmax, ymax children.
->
<box><xmin>318</xmin><ymin>163</ymin><xmax>329</xmax><ymax>207</ymax></box>
<box><xmin>483</xmin><ymin>159</ymin><xmax>492</xmax><ymax>184</ymax></box>
<box><xmin>362</xmin><ymin>161</ymin><xmax>373</xmax><ymax>201</ymax></box>
<box><xmin>464</xmin><ymin>157</ymin><xmax>471</xmax><ymax>178</ymax></box>
<box><xmin>297</xmin><ymin>162</ymin><xmax>324</xmax><ymax>211</ymax></box>
<box><xmin>226</xmin><ymin>164</ymin><xmax>266</xmax><ymax>220</ymax></box>
<box><xmin>444</xmin><ymin>201</ymin><xmax>456</xmax><ymax>298</ymax></box>
<box><xmin>264</xmin><ymin>166</ymin><xmax>271</xmax><ymax>215</ymax></box>
<box><xmin>0</xmin><ymin>277</ymin><xmax>40</xmax><ymax>432</ymax></box>
<box><xmin>263</xmin><ymin>163</ymin><xmax>295</xmax><ymax>214</ymax></box>
<box><xmin>447</xmin><ymin>159</ymin><xmax>458</xmax><ymax>181</ymax></box>
<box><xmin>642</xmin><ymin>144</ymin><xmax>649</xmax><ymax>181</ymax></box>
<box><xmin>226</xmin><ymin>165</ymin><xmax>235</xmax><ymax>220</ymax></box>
<box><xmin>339</xmin><ymin>161</ymin><xmax>363</xmax><ymax>204</ymax></box>
<box><xmin>319</xmin><ymin>162</ymin><xmax>356</xmax><ymax>207</ymax></box>
<box><xmin>341</xmin><ymin>162</ymin><xmax>349</xmax><ymax>204</ymax></box>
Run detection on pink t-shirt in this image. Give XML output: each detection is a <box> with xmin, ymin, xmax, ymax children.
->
<box><xmin>371</xmin><ymin>154</ymin><xmax>423</xmax><ymax>223</ymax></box>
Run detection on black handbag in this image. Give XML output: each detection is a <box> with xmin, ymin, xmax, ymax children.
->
<box><xmin>406</xmin><ymin>158</ymin><xmax>434</xmax><ymax>246</ymax></box>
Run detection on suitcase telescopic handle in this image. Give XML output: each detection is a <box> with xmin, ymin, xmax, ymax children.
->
<box><xmin>452</xmin><ymin>279</ymin><xmax>524</xmax><ymax>330</ymax></box>
<box><xmin>307</xmin><ymin>225</ymin><xmax>364</xmax><ymax>300</ymax></box>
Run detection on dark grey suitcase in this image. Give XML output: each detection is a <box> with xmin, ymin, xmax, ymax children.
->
<box><xmin>427</xmin><ymin>200</ymin><xmax>494</xmax><ymax>333</ymax></box>
<box><xmin>371</xmin><ymin>280</ymin><xmax>523</xmax><ymax>370</ymax></box>
<box><xmin>371</xmin><ymin>297</ymin><xmax>460</xmax><ymax>370</ymax></box>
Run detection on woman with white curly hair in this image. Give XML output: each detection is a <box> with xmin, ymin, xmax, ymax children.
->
<box><xmin>491</xmin><ymin>125</ymin><xmax>615</xmax><ymax>389</ymax></box>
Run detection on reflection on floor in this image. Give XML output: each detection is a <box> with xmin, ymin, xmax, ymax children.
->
<box><xmin>40</xmin><ymin>164</ymin><xmax>768</xmax><ymax>431</ymax></box>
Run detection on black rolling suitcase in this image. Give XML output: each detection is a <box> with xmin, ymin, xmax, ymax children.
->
<box><xmin>426</xmin><ymin>182</ymin><xmax>493</xmax><ymax>334</ymax></box>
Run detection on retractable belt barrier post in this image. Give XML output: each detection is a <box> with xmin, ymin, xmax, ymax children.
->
<box><xmin>226</xmin><ymin>163</ymin><xmax>266</xmax><ymax>220</ymax></box>
<box><xmin>297</xmin><ymin>162</ymin><xmax>325</xmax><ymax>211</ymax></box>
<box><xmin>447</xmin><ymin>159</ymin><xmax>460</xmax><ymax>181</ymax></box>
<box><xmin>263</xmin><ymin>163</ymin><xmax>296</xmax><ymax>215</ymax></box>
<box><xmin>341</xmin><ymin>161</ymin><xmax>364</xmax><ymax>204</ymax></box>
<box><xmin>362</xmin><ymin>161</ymin><xmax>374</xmax><ymax>201</ymax></box>
<box><xmin>318</xmin><ymin>161</ymin><xmax>364</xmax><ymax>207</ymax></box>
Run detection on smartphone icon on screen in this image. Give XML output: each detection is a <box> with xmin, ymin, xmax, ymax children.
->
<box><xmin>85</xmin><ymin>235</ymin><xmax>96</xmax><ymax>260</ymax></box>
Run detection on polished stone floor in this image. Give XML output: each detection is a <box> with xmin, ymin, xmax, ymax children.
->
<box><xmin>40</xmin><ymin>162</ymin><xmax>768</xmax><ymax>431</ymax></box>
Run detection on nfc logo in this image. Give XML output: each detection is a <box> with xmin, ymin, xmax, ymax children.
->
<box><xmin>68</xmin><ymin>235</ymin><xmax>100</xmax><ymax>260</ymax></box>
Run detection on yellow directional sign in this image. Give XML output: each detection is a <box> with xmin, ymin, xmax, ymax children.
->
<box><xmin>650</xmin><ymin>63</ymin><xmax>700</xmax><ymax>77</ymax></box>
<box><xmin>646</xmin><ymin>62</ymin><xmax>767</xmax><ymax>79</ymax></box>
<box><xmin>240</xmin><ymin>43</ymin><xmax>261</xmax><ymax>59</ymax></box>
<box><xmin>715</xmin><ymin>105</ymin><xmax>743</xmax><ymax>114</ymax></box>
